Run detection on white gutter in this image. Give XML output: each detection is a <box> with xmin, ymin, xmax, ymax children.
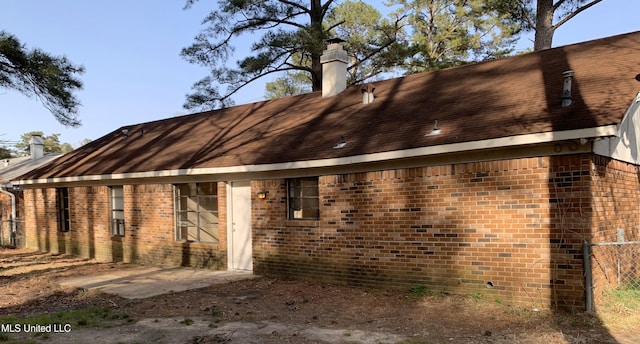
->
<box><xmin>15</xmin><ymin>125</ymin><xmax>619</xmax><ymax>186</ymax></box>
<box><xmin>0</xmin><ymin>186</ymin><xmax>16</xmax><ymax>245</ymax></box>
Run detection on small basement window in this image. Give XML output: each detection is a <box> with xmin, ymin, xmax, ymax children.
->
<box><xmin>287</xmin><ymin>177</ymin><xmax>319</xmax><ymax>220</ymax></box>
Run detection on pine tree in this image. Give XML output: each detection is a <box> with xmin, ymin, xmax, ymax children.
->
<box><xmin>0</xmin><ymin>31</ymin><xmax>84</xmax><ymax>126</ymax></box>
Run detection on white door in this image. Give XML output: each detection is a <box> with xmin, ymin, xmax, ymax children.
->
<box><xmin>229</xmin><ymin>181</ymin><xmax>252</xmax><ymax>271</ymax></box>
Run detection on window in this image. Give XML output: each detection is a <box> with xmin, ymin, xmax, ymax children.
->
<box><xmin>56</xmin><ymin>188</ymin><xmax>70</xmax><ymax>232</ymax></box>
<box><xmin>287</xmin><ymin>177</ymin><xmax>319</xmax><ymax>219</ymax></box>
<box><xmin>175</xmin><ymin>182</ymin><xmax>219</xmax><ymax>243</ymax></box>
<box><xmin>110</xmin><ymin>186</ymin><xmax>125</xmax><ymax>236</ymax></box>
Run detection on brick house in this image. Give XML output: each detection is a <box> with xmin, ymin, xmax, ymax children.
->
<box><xmin>15</xmin><ymin>32</ymin><xmax>640</xmax><ymax>310</ymax></box>
<box><xmin>0</xmin><ymin>136</ymin><xmax>60</xmax><ymax>246</ymax></box>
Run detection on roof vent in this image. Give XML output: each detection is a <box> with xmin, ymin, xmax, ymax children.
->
<box><xmin>425</xmin><ymin>120</ymin><xmax>441</xmax><ymax>137</ymax></box>
<box><xmin>561</xmin><ymin>70</ymin><xmax>574</xmax><ymax>107</ymax></box>
<box><xmin>321</xmin><ymin>38</ymin><xmax>348</xmax><ymax>98</ymax></box>
<box><xmin>333</xmin><ymin>136</ymin><xmax>347</xmax><ymax>149</ymax></box>
<box><xmin>361</xmin><ymin>84</ymin><xmax>375</xmax><ymax>104</ymax></box>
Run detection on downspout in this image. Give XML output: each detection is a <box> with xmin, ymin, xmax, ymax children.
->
<box><xmin>0</xmin><ymin>185</ymin><xmax>16</xmax><ymax>245</ymax></box>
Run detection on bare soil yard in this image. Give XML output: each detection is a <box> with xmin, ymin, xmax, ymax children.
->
<box><xmin>0</xmin><ymin>248</ymin><xmax>638</xmax><ymax>344</ymax></box>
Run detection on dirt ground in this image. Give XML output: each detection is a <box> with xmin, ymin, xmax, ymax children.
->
<box><xmin>0</xmin><ymin>248</ymin><xmax>638</xmax><ymax>344</ymax></box>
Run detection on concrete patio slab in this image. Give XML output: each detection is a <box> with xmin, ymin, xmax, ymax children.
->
<box><xmin>58</xmin><ymin>266</ymin><xmax>256</xmax><ymax>299</ymax></box>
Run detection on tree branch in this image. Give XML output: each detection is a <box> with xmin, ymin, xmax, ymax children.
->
<box><xmin>553</xmin><ymin>0</ymin><xmax>603</xmax><ymax>30</ymax></box>
<box><xmin>277</xmin><ymin>0</ymin><xmax>311</xmax><ymax>14</ymax></box>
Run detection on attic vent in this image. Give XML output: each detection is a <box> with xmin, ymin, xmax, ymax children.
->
<box><xmin>425</xmin><ymin>120</ymin><xmax>441</xmax><ymax>137</ymax></box>
<box><xmin>561</xmin><ymin>70</ymin><xmax>574</xmax><ymax>107</ymax></box>
<box><xmin>361</xmin><ymin>83</ymin><xmax>375</xmax><ymax>104</ymax></box>
<box><xmin>333</xmin><ymin>136</ymin><xmax>347</xmax><ymax>149</ymax></box>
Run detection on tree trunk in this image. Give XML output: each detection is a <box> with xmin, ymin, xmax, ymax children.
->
<box><xmin>534</xmin><ymin>0</ymin><xmax>555</xmax><ymax>51</ymax></box>
<box><xmin>310</xmin><ymin>0</ymin><xmax>323</xmax><ymax>92</ymax></box>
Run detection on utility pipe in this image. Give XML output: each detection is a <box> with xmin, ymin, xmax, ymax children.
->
<box><xmin>583</xmin><ymin>241</ymin><xmax>593</xmax><ymax>312</ymax></box>
<box><xmin>0</xmin><ymin>186</ymin><xmax>16</xmax><ymax>246</ymax></box>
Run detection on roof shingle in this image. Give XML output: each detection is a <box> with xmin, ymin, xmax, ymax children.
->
<box><xmin>18</xmin><ymin>31</ymin><xmax>640</xmax><ymax>180</ymax></box>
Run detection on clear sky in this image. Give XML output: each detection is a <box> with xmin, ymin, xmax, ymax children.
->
<box><xmin>1</xmin><ymin>0</ymin><xmax>639</xmax><ymax>149</ymax></box>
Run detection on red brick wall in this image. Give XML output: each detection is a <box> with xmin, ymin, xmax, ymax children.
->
<box><xmin>590</xmin><ymin>156</ymin><xmax>640</xmax><ymax>243</ymax></box>
<box><xmin>24</xmin><ymin>188</ymin><xmax>60</xmax><ymax>252</ymax></box>
<box><xmin>253</xmin><ymin>154</ymin><xmax>627</xmax><ymax>310</ymax></box>
<box><xmin>24</xmin><ymin>183</ymin><xmax>227</xmax><ymax>268</ymax></box>
<box><xmin>588</xmin><ymin>156</ymin><xmax>640</xmax><ymax>308</ymax></box>
<box><xmin>20</xmin><ymin>153</ymin><xmax>640</xmax><ymax>310</ymax></box>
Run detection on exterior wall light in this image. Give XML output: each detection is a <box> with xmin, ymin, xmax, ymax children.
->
<box><xmin>257</xmin><ymin>190</ymin><xmax>269</xmax><ymax>199</ymax></box>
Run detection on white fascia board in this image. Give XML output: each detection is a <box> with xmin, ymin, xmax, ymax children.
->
<box><xmin>16</xmin><ymin>125</ymin><xmax>618</xmax><ymax>186</ymax></box>
<box><xmin>593</xmin><ymin>92</ymin><xmax>640</xmax><ymax>163</ymax></box>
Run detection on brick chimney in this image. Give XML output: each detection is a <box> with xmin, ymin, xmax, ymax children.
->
<box><xmin>29</xmin><ymin>135</ymin><xmax>44</xmax><ymax>160</ymax></box>
<box><xmin>320</xmin><ymin>38</ymin><xmax>348</xmax><ymax>97</ymax></box>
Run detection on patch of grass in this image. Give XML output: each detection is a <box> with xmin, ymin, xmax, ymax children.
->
<box><xmin>600</xmin><ymin>283</ymin><xmax>640</xmax><ymax>314</ymax></box>
<box><xmin>0</xmin><ymin>307</ymin><xmax>130</xmax><ymax>329</ymax></box>
<box><xmin>180</xmin><ymin>318</ymin><xmax>194</xmax><ymax>325</ymax></box>
<box><xmin>607</xmin><ymin>283</ymin><xmax>640</xmax><ymax>309</ymax></box>
<box><xmin>0</xmin><ymin>333</ymin><xmax>36</xmax><ymax>344</ymax></box>
<box><xmin>597</xmin><ymin>283</ymin><xmax>640</xmax><ymax>331</ymax></box>
<box><xmin>409</xmin><ymin>284</ymin><xmax>430</xmax><ymax>297</ymax></box>
<box><xmin>470</xmin><ymin>292</ymin><xmax>484</xmax><ymax>302</ymax></box>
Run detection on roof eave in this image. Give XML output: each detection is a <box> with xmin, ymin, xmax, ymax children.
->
<box><xmin>15</xmin><ymin>125</ymin><xmax>618</xmax><ymax>186</ymax></box>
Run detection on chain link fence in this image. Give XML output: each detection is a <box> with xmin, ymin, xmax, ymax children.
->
<box><xmin>586</xmin><ymin>240</ymin><xmax>640</xmax><ymax>311</ymax></box>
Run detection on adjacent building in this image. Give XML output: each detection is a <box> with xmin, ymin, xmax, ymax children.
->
<box><xmin>0</xmin><ymin>136</ymin><xmax>60</xmax><ymax>246</ymax></box>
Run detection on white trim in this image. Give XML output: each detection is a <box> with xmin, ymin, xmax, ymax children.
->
<box><xmin>15</xmin><ymin>125</ymin><xmax>617</xmax><ymax>185</ymax></box>
<box><xmin>225</xmin><ymin>182</ymin><xmax>233</xmax><ymax>270</ymax></box>
<box><xmin>593</xmin><ymin>91</ymin><xmax>640</xmax><ymax>164</ymax></box>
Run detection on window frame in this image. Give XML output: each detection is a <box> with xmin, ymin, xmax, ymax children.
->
<box><xmin>56</xmin><ymin>188</ymin><xmax>70</xmax><ymax>232</ymax></box>
<box><xmin>174</xmin><ymin>182</ymin><xmax>219</xmax><ymax>243</ymax></box>
<box><xmin>110</xmin><ymin>186</ymin><xmax>125</xmax><ymax>237</ymax></box>
<box><xmin>287</xmin><ymin>177</ymin><xmax>320</xmax><ymax>220</ymax></box>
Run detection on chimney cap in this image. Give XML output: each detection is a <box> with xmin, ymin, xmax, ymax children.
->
<box><xmin>29</xmin><ymin>135</ymin><xmax>44</xmax><ymax>144</ymax></box>
<box><xmin>326</xmin><ymin>37</ymin><xmax>346</xmax><ymax>44</ymax></box>
<box><xmin>360</xmin><ymin>83</ymin><xmax>376</xmax><ymax>93</ymax></box>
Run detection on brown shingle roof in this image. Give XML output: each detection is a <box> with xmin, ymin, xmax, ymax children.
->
<box><xmin>18</xmin><ymin>31</ymin><xmax>640</xmax><ymax>180</ymax></box>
